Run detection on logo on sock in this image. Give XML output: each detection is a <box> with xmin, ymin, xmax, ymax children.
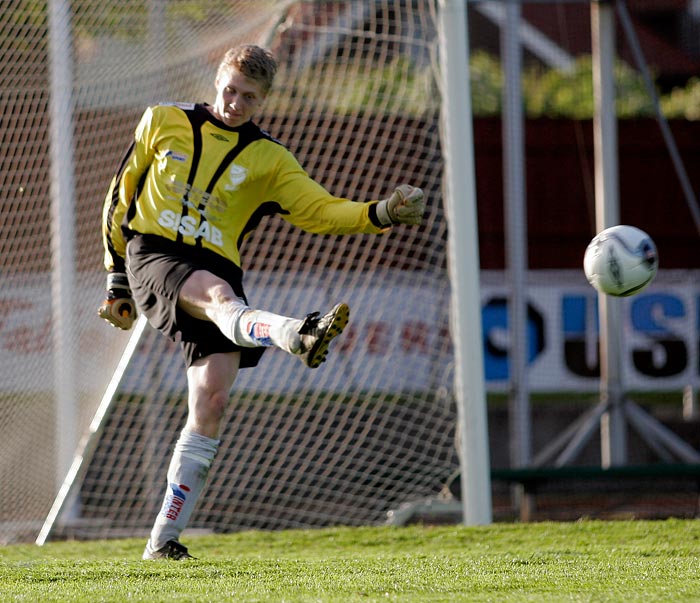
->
<box><xmin>160</xmin><ymin>483</ymin><xmax>191</xmax><ymax>521</ymax></box>
<box><xmin>248</xmin><ymin>321</ymin><xmax>272</xmax><ymax>346</ymax></box>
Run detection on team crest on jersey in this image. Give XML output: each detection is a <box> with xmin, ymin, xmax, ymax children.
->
<box><xmin>224</xmin><ymin>164</ymin><xmax>248</xmax><ymax>192</ymax></box>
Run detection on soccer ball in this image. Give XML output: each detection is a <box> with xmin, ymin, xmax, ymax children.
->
<box><xmin>583</xmin><ymin>225</ymin><xmax>658</xmax><ymax>297</ymax></box>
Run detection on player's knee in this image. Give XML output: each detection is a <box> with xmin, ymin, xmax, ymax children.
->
<box><xmin>181</xmin><ymin>271</ymin><xmax>230</xmax><ymax>304</ymax></box>
<box><xmin>202</xmin><ymin>389</ymin><xmax>227</xmax><ymax>422</ymax></box>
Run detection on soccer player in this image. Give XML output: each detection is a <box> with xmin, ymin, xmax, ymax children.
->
<box><xmin>99</xmin><ymin>44</ymin><xmax>425</xmax><ymax>560</ymax></box>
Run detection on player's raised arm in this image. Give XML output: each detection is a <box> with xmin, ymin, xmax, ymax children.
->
<box><xmin>265</xmin><ymin>149</ymin><xmax>426</xmax><ymax>234</ymax></box>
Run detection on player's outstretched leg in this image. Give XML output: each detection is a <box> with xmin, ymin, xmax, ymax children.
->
<box><xmin>219</xmin><ymin>301</ymin><xmax>350</xmax><ymax>367</ymax></box>
<box><xmin>295</xmin><ymin>302</ymin><xmax>350</xmax><ymax>369</ymax></box>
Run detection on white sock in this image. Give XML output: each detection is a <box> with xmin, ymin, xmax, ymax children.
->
<box><xmin>218</xmin><ymin>302</ymin><xmax>302</xmax><ymax>353</ymax></box>
<box><xmin>148</xmin><ymin>429</ymin><xmax>219</xmax><ymax>550</ymax></box>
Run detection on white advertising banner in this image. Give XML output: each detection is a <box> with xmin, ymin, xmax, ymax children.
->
<box><xmin>478</xmin><ymin>270</ymin><xmax>700</xmax><ymax>393</ymax></box>
<box><xmin>0</xmin><ymin>270</ymin><xmax>698</xmax><ymax>394</ymax></box>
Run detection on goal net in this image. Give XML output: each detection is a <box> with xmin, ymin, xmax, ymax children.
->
<box><xmin>2</xmin><ymin>0</ymin><xmax>461</xmax><ymax>543</ymax></box>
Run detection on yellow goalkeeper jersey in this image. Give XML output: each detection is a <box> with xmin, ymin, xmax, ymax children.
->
<box><xmin>102</xmin><ymin>102</ymin><xmax>386</xmax><ymax>272</ymax></box>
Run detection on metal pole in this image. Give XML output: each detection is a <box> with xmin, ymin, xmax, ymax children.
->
<box><xmin>37</xmin><ymin>318</ymin><xmax>149</xmax><ymax>545</ymax></box>
<box><xmin>591</xmin><ymin>0</ymin><xmax>626</xmax><ymax>466</ymax></box>
<box><xmin>148</xmin><ymin>0</ymin><xmax>167</xmax><ymax>101</ymax></box>
<box><xmin>438</xmin><ymin>0</ymin><xmax>492</xmax><ymax>525</ymax></box>
<box><xmin>616</xmin><ymin>1</ymin><xmax>700</xmax><ymax>235</ymax></box>
<box><xmin>48</xmin><ymin>0</ymin><xmax>78</xmax><ymax>490</ymax></box>
<box><xmin>502</xmin><ymin>0</ymin><xmax>531</xmax><ymax>469</ymax></box>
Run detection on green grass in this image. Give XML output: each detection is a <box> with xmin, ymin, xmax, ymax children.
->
<box><xmin>2</xmin><ymin>521</ymin><xmax>700</xmax><ymax>602</ymax></box>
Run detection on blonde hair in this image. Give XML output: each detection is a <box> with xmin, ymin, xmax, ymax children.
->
<box><xmin>216</xmin><ymin>45</ymin><xmax>278</xmax><ymax>94</ymax></box>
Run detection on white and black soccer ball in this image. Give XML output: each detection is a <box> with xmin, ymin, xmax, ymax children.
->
<box><xmin>583</xmin><ymin>225</ymin><xmax>658</xmax><ymax>297</ymax></box>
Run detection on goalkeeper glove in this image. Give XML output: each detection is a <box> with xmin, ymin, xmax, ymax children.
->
<box><xmin>98</xmin><ymin>272</ymin><xmax>137</xmax><ymax>330</ymax></box>
<box><xmin>376</xmin><ymin>184</ymin><xmax>425</xmax><ymax>227</ymax></box>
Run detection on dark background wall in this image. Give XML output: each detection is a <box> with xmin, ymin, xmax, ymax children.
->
<box><xmin>474</xmin><ymin>117</ymin><xmax>700</xmax><ymax>270</ymax></box>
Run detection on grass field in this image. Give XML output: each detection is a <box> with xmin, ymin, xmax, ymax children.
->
<box><xmin>2</xmin><ymin>520</ymin><xmax>699</xmax><ymax>602</ymax></box>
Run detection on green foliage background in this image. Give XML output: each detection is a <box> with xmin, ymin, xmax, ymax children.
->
<box><xmin>470</xmin><ymin>51</ymin><xmax>700</xmax><ymax>120</ymax></box>
<box><xmin>287</xmin><ymin>51</ymin><xmax>700</xmax><ymax>119</ymax></box>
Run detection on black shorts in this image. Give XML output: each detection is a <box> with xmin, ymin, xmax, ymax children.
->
<box><xmin>125</xmin><ymin>234</ymin><xmax>265</xmax><ymax>369</ymax></box>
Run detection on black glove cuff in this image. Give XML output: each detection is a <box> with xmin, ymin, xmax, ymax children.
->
<box><xmin>368</xmin><ymin>203</ymin><xmax>385</xmax><ymax>228</ymax></box>
<box><xmin>370</xmin><ymin>200</ymin><xmax>393</xmax><ymax>228</ymax></box>
<box><xmin>106</xmin><ymin>272</ymin><xmax>131</xmax><ymax>293</ymax></box>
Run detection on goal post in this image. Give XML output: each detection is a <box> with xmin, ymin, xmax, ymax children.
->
<box><xmin>438</xmin><ymin>0</ymin><xmax>491</xmax><ymax>525</ymax></box>
<box><xmin>48</xmin><ymin>0</ymin><xmax>79</xmax><ymax>492</ymax></box>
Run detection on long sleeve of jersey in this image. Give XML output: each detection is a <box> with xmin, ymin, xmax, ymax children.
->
<box><xmin>102</xmin><ymin>103</ymin><xmax>388</xmax><ymax>272</ymax></box>
<box><xmin>102</xmin><ymin>107</ymin><xmax>157</xmax><ymax>272</ymax></box>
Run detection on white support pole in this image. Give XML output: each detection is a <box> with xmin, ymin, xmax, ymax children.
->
<box><xmin>502</xmin><ymin>0</ymin><xmax>531</xmax><ymax>469</ymax></box>
<box><xmin>438</xmin><ymin>0</ymin><xmax>492</xmax><ymax>525</ymax></box>
<box><xmin>48</xmin><ymin>0</ymin><xmax>78</xmax><ymax>490</ymax></box>
<box><xmin>37</xmin><ymin>317</ymin><xmax>149</xmax><ymax>545</ymax></box>
<box><xmin>148</xmin><ymin>0</ymin><xmax>167</xmax><ymax>101</ymax></box>
<box><xmin>591</xmin><ymin>1</ymin><xmax>626</xmax><ymax>467</ymax></box>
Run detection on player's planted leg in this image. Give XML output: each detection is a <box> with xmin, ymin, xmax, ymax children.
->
<box><xmin>143</xmin><ymin>429</ymin><xmax>218</xmax><ymax>560</ymax></box>
<box><xmin>142</xmin><ymin>539</ymin><xmax>195</xmax><ymax>560</ymax></box>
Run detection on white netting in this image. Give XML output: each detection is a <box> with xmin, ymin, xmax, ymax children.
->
<box><xmin>1</xmin><ymin>0</ymin><xmax>459</xmax><ymax>543</ymax></box>
<box><xmin>72</xmin><ymin>0</ymin><xmax>453</xmax><ymax>538</ymax></box>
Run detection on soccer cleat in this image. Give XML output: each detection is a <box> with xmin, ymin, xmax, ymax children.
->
<box><xmin>296</xmin><ymin>303</ymin><xmax>350</xmax><ymax>368</ymax></box>
<box><xmin>142</xmin><ymin>539</ymin><xmax>196</xmax><ymax>560</ymax></box>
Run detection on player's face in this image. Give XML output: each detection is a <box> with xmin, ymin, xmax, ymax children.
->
<box><xmin>211</xmin><ymin>69</ymin><xmax>266</xmax><ymax>128</ymax></box>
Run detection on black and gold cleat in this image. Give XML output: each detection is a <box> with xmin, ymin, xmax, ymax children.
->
<box><xmin>297</xmin><ymin>303</ymin><xmax>350</xmax><ymax>368</ymax></box>
<box><xmin>142</xmin><ymin>539</ymin><xmax>196</xmax><ymax>560</ymax></box>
